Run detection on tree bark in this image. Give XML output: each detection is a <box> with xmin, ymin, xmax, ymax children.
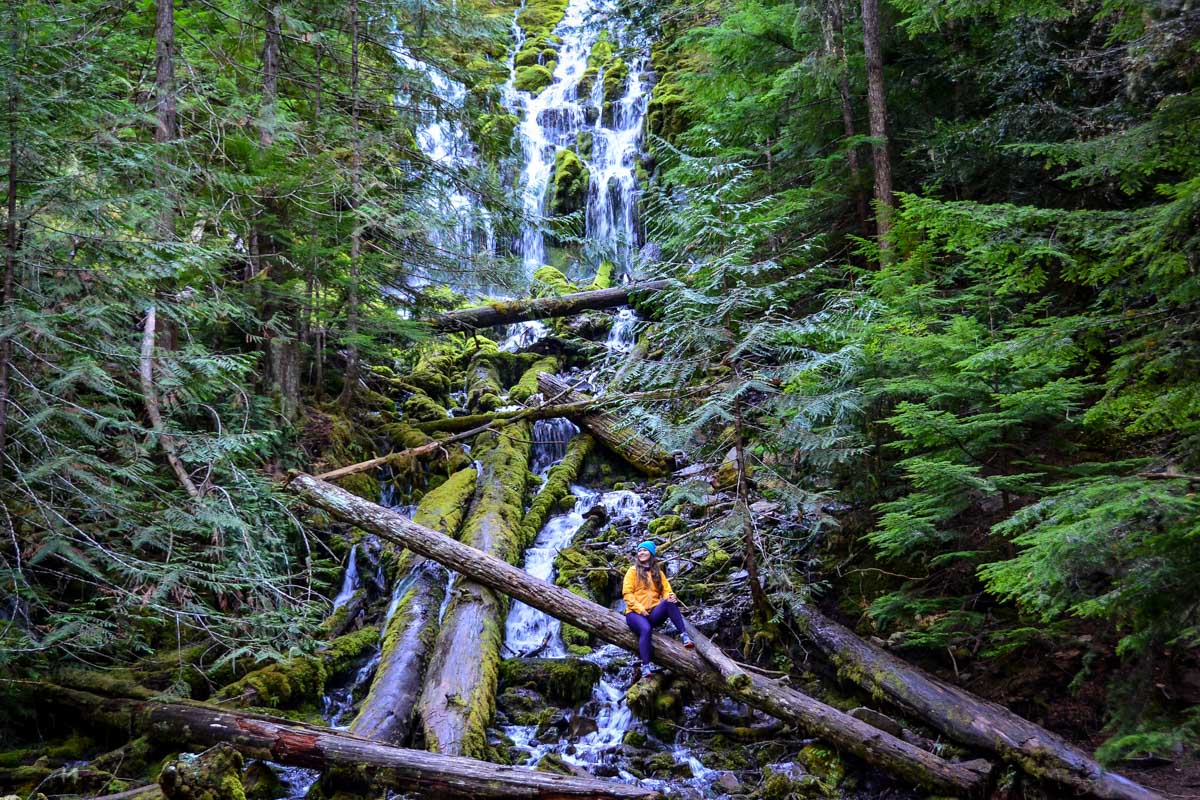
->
<box><xmin>789</xmin><ymin>604</ymin><xmax>1163</xmax><ymax>800</ymax></box>
<box><xmin>415</xmin><ymin>401</ymin><xmax>594</xmax><ymax>434</ymax></box>
<box><xmin>339</xmin><ymin>0</ymin><xmax>362</xmax><ymax>412</ymax></box>
<box><xmin>861</xmin><ymin>0</ymin><xmax>893</xmax><ymax>248</ymax></box>
<box><xmin>733</xmin><ymin>396</ymin><xmax>771</xmax><ymax>619</ymax></box>
<box><xmin>350</xmin><ymin>467</ymin><xmax>477</xmax><ymax>745</ymax></box>
<box><xmin>290</xmin><ymin>474</ymin><xmax>992</xmax><ymax>795</ymax></box>
<box><xmin>416</xmin><ymin>423</ymin><xmax>531</xmax><ymax>758</ymax></box>
<box><xmin>141</xmin><ymin>306</ymin><xmax>200</xmax><ymax>498</ymax></box>
<box><xmin>430</xmin><ymin>281</ymin><xmax>670</xmax><ymax>333</ymax></box>
<box><xmin>154</xmin><ymin>0</ymin><xmax>176</xmax><ymax>238</ymax></box>
<box><xmin>0</xmin><ymin>34</ymin><xmax>17</xmax><ymax>475</ymax></box>
<box><xmin>537</xmin><ymin>373</ymin><xmax>672</xmax><ymax>476</ymax></box>
<box><xmin>826</xmin><ymin>0</ymin><xmax>869</xmax><ymax>235</ymax></box>
<box><xmin>22</xmin><ymin>683</ymin><xmax>661</xmax><ymax>800</ymax></box>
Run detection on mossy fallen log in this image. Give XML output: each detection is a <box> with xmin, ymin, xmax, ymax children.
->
<box><xmin>790</xmin><ymin>603</ymin><xmax>1163</xmax><ymax>800</ymax></box>
<box><xmin>350</xmin><ymin>467</ymin><xmax>477</xmax><ymax>745</ymax></box>
<box><xmin>18</xmin><ymin>683</ymin><xmax>662</xmax><ymax>799</ymax></box>
<box><xmin>413</xmin><ymin>401</ymin><xmax>593</xmax><ymax>434</ymax></box>
<box><xmin>430</xmin><ymin>282</ymin><xmax>670</xmax><ymax>333</ymax></box>
<box><xmin>416</xmin><ymin>423</ymin><xmax>533</xmax><ymax>758</ymax></box>
<box><xmin>290</xmin><ymin>475</ymin><xmax>992</xmax><ymax>795</ymax></box>
<box><xmin>521</xmin><ymin>433</ymin><xmax>594</xmax><ymax>542</ymax></box>
<box><xmin>465</xmin><ymin>352</ymin><xmax>505</xmax><ymax>413</ymax></box>
<box><xmin>510</xmin><ymin>356</ymin><xmax>560</xmax><ymax>403</ymax></box>
<box><xmin>214</xmin><ymin>627</ymin><xmax>378</xmax><ymax>710</ymax></box>
<box><xmin>537</xmin><ymin>373</ymin><xmax>672</xmax><ymax>475</ymax></box>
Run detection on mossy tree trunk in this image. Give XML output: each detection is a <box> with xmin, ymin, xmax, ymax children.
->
<box><xmin>350</xmin><ymin>466</ymin><xmax>478</xmax><ymax>745</ymax></box>
<box><xmin>416</xmin><ymin>422</ymin><xmax>532</xmax><ymax>758</ymax></box>
<box><xmin>291</xmin><ymin>474</ymin><xmax>994</xmax><ymax>795</ymax></box>
<box><xmin>790</xmin><ymin>603</ymin><xmax>1162</xmax><ymax>800</ymax></box>
<box><xmin>430</xmin><ymin>281</ymin><xmax>670</xmax><ymax>333</ymax></box>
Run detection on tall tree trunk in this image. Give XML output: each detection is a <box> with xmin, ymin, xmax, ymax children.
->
<box><xmin>861</xmin><ymin>0</ymin><xmax>893</xmax><ymax>251</ymax></box>
<box><xmin>339</xmin><ymin>0</ymin><xmax>362</xmax><ymax>412</ymax></box>
<box><xmin>827</xmin><ymin>0</ymin><xmax>869</xmax><ymax>235</ymax></box>
<box><xmin>733</xmin><ymin>396</ymin><xmax>771</xmax><ymax>620</ymax></box>
<box><xmin>0</xmin><ymin>22</ymin><xmax>18</xmax><ymax>475</ymax></box>
<box><xmin>154</xmin><ymin>0</ymin><xmax>176</xmax><ymax>239</ymax></box>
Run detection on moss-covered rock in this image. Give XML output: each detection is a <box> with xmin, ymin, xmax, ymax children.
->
<box><xmin>515</xmin><ymin>64</ymin><xmax>554</xmax><ymax>95</ymax></box>
<box><xmin>647</xmin><ymin>514</ymin><xmax>685</xmax><ymax>539</ymax></box>
<box><xmin>499</xmin><ymin>657</ymin><xmax>601</xmax><ymax>704</ymax></box>
<box><xmin>548</xmin><ymin>148</ymin><xmax>590</xmax><ymax>216</ymax></box>
<box><xmin>797</xmin><ymin>743</ymin><xmax>845</xmax><ymax>786</ymax></box>
<box><xmin>159</xmin><ymin>743</ymin><xmax>245</xmax><ymax>800</ymax></box>
<box><xmin>510</xmin><ymin>356</ymin><xmax>559</xmax><ymax>403</ymax></box>
<box><xmin>532</xmin><ymin>265</ymin><xmax>579</xmax><ymax>297</ymax></box>
<box><xmin>402</xmin><ymin>392</ymin><xmax>448</xmax><ymax>423</ymax></box>
<box><xmin>241</xmin><ymin>761</ymin><xmax>283</xmax><ymax>800</ymax></box>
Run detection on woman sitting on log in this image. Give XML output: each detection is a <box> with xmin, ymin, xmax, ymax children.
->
<box><xmin>623</xmin><ymin>540</ymin><xmax>694</xmax><ymax>678</ymax></box>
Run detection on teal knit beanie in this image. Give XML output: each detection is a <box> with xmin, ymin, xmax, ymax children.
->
<box><xmin>636</xmin><ymin>540</ymin><xmax>656</xmax><ymax>557</ymax></box>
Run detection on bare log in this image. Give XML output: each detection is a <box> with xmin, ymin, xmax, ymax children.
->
<box><xmin>21</xmin><ymin>683</ymin><xmax>661</xmax><ymax>800</ymax></box>
<box><xmin>290</xmin><ymin>475</ymin><xmax>991</xmax><ymax>795</ymax></box>
<box><xmin>140</xmin><ymin>305</ymin><xmax>200</xmax><ymax>498</ymax></box>
<box><xmin>790</xmin><ymin>604</ymin><xmax>1162</xmax><ymax>800</ymax></box>
<box><xmin>537</xmin><ymin>373</ymin><xmax>672</xmax><ymax>476</ymax></box>
<box><xmin>351</xmin><ymin>467</ymin><xmax>477</xmax><ymax>745</ymax></box>
<box><xmin>417</xmin><ymin>423</ymin><xmax>532</xmax><ymax>758</ymax></box>
<box><xmin>431</xmin><ymin>281</ymin><xmax>670</xmax><ymax>332</ymax></box>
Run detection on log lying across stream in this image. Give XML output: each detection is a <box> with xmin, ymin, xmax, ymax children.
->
<box><xmin>789</xmin><ymin>604</ymin><xmax>1163</xmax><ymax>800</ymax></box>
<box><xmin>21</xmin><ymin>683</ymin><xmax>660</xmax><ymax>800</ymax></box>
<box><xmin>430</xmin><ymin>281</ymin><xmax>670</xmax><ymax>333</ymax></box>
<box><xmin>290</xmin><ymin>473</ymin><xmax>990</xmax><ymax>795</ymax></box>
<box><xmin>537</xmin><ymin>373</ymin><xmax>672</xmax><ymax>476</ymax></box>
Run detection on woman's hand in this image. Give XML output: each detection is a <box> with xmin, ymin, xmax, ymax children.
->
<box><xmin>666</xmin><ymin>592</ymin><xmax>677</xmax><ymax>603</ymax></box>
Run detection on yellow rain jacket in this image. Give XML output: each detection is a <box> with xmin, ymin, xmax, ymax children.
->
<box><xmin>622</xmin><ymin>566</ymin><xmax>674</xmax><ymax>616</ymax></box>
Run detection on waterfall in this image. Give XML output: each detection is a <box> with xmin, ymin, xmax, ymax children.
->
<box><xmin>507</xmin><ymin>0</ymin><xmax>650</xmax><ymax>280</ymax></box>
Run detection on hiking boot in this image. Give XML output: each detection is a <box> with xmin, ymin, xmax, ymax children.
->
<box><xmin>641</xmin><ymin>663</ymin><xmax>656</xmax><ymax>679</ymax></box>
<box><xmin>680</xmin><ymin>632</ymin><xmax>695</xmax><ymax>648</ymax></box>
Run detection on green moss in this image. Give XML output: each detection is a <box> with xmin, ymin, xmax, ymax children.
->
<box><xmin>499</xmin><ymin>657</ymin><xmax>601</xmax><ymax>704</ymax></box>
<box><xmin>402</xmin><ymin>392</ymin><xmax>448</xmax><ymax>423</ymax></box>
<box><xmin>478</xmin><ymin>113</ymin><xmax>518</xmax><ymax>160</ymax></box>
<box><xmin>798</xmin><ymin>744</ymin><xmax>846</xmax><ymax>786</ymax></box>
<box><xmin>622</xmin><ymin>730</ymin><xmax>647</xmax><ymax>747</ymax></box>
<box><xmin>465</xmin><ymin>353</ymin><xmax>504</xmax><ymax>413</ymax></box>
<box><xmin>516</xmin><ymin>0</ymin><xmax>568</xmax><ymax>42</ymax></box>
<box><xmin>647</xmin><ymin>514</ymin><xmax>685</xmax><ymax>539</ymax></box>
<box><xmin>522</xmin><ymin>434</ymin><xmax>594</xmax><ymax>543</ymax></box>
<box><xmin>412</xmin><ymin>467</ymin><xmax>477</xmax><ymax>535</ymax></box>
<box><xmin>601</xmin><ymin>57</ymin><xmax>629</xmax><ymax>106</ymax></box>
<box><xmin>515</xmin><ymin>64</ymin><xmax>554</xmax><ymax>95</ymax></box>
<box><xmin>587</xmin><ymin>260</ymin><xmax>615</xmax><ymax>290</ymax></box>
<box><xmin>215</xmin><ymin>627</ymin><xmax>377</xmax><ymax>710</ymax></box>
<box><xmin>548</xmin><ymin>148</ymin><xmax>590</xmax><ymax>216</ymax></box>
<box><xmin>510</xmin><ymin>356</ymin><xmax>559</xmax><ymax>403</ymax></box>
<box><xmin>532</xmin><ymin>265</ymin><xmax>578</xmax><ymax>297</ymax></box>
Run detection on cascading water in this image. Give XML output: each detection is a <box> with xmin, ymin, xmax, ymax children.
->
<box><xmin>506</xmin><ymin>0</ymin><xmax>650</xmax><ymax>278</ymax></box>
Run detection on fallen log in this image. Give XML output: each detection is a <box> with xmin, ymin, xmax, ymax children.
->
<box><xmin>522</xmin><ymin>433</ymin><xmax>594</xmax><ymax>542</ymax></box>
<box><xmin>290</xmin><ymin>474</ymin><xmax>991</xmax><ymax>795</ymax></box>
<box><xmin>431</xmin><ymin>281</ymin><xmax>670</xmax><ymax>333</ymax></box>
<box><xmin>789</xmin><ymin>603</ymin><xmax>1162</xmax><ymax>800</ymax></box>
<box><xmin>537</xmin><ymin>373</ymin><xmax>672</xmax><ymax>476</ymax></box>
<box><xmin>351</xmin><ymin>467</ymin><xmax>477</xmax><ymax>745</ymax></box>
<box><xmin>417</xmin><ymin>422</ymin><xmax>532</xmax><ymax>758</ymax></box>
<box><xmin>415</xmin><ymin>401</ymin><xmax>593</xmax><ymax>434</ymax></box>
<box><xmin>19</xmin><ymin>683</ymin><xmax>660</xmax><ymax>800</ymax></box>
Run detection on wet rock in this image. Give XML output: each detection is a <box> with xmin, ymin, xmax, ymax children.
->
<box><xmin>497</xmin><ymin>686</ymin><xmax>544</xmax><ymax>717</ymax></box>
<box><xmin>160</xmin><ymin>743</ymin><xmax>245</xmax><ymax>800</ymax></box>
<box><xmin>716</xmin><ymin>771</ymin><xmax>742</xmax><ymax>793</ymax></box>
<box><xmin>499</xmin><ymin>657</ymin><xmax>601</xmax><ymax>705</ymax></box>
<box><xmin>563</xmin><ymin>310</ymin><xmax>613</xmax><ymax>340</ymax></box>
<box><xmin>594</xmin><ymin>763</ymin><xmax>619</xmax><ymax>778</ymax></box>
<box><xmin>762</xmin><ymin>762</ymin><xmax>824</xmax><ymax>800</ymax></box>
<box><xmin>242</xmin><ymin>760</ymin><xmax>284</xmax><ymax>800</ymax></box>
<box><xmin>535</xmin><ymin>753</ymin><xmax>593</xmax><ymax>779</ymax></box>
<box><xmin>749</xmin><ymin>499</ymin><xmax>780</xmax><ymax>515</ymax></box>
<box><xmin>568</xmin><ymin>715</ymin><xmax>599</xmax><ymax>738</ymax></box>
<box><xmin>535</xmin><ymin>708</ymin><xmax>570</xmax><ymax>738</ymax></box>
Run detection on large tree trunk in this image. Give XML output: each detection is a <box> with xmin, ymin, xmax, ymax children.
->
<box><xmin>291</xmin><ymin>474</ymin><xmax>991</xmax><ymax>795</ymax></box>
<box><xmin>861</xmin><ymin>0</ymin><xmax>893</xmax><ymax>248</ymax></box>
<box><xmin>338</xmin><ymin>0</ymin><xmax>362</xmax><ymax>412</ymax></box>
<box><xmin>537</xmin><ymin>373</ymin><xmax>672</xmax><ymax>476</ymax></box>
<box><xmin>430</xmin><ymin>281</ymin><xmax>670</xmax><ymax>333</ymax></box>
<box><xmin>789</xmin><ymin>604</ymin><xmax>1162</xmax><ymax>800</ymax></box>
<box><xmin>350</xmin><ymin>467</ymin><xmax>478</xmax><ymax>745</ymax></box>
<box><xmin>416</xmin><ymin>423</ymin><xmax>532</xmax><ymax>757</ymax></box>
<box><xmin>826</xmin><ymin>0</ymin><xmax>869</xmax><ymax>235</ymax></box>
<box><xmin>0</xmin><ymin>34</ymin><xmax>19</xmax><ymax>474</ymax></box>
<box><xmin>23</xmin><ymin>683</ymin><xmax>660</xmax><ymax>800</ymax></box>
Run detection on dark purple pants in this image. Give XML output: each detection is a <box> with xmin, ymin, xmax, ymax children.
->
<box><xmin>625</xmin><ymin>601</ymin><xmax>687</xmax><ymax>665</ymax></box>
